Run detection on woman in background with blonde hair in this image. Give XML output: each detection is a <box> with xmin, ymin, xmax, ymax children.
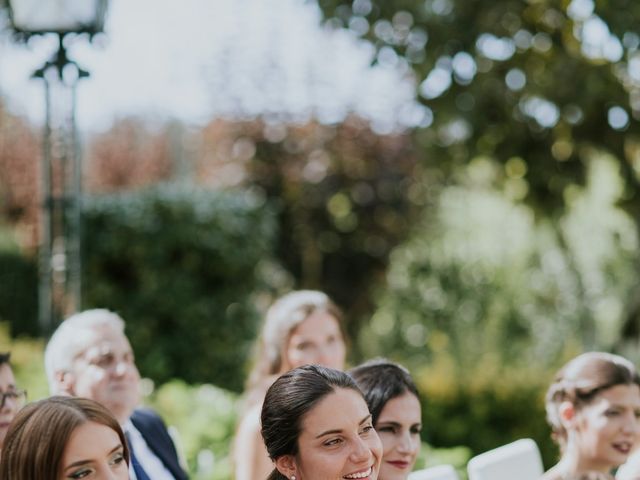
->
<box><xmin>233</xmin><ymin>290</ymin><xmax>348</xmax><ymax>480</ymax></box>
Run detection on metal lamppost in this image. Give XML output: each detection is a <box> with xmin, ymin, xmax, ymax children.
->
<box><xmin>6</xmin><ymin>0</ymin><xmax>108</xmax><ymax>334</ymax></box>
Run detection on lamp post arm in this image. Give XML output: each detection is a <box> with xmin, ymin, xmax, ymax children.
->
<box><xmin>32</xmin><ymin>34</ymin><xmax>89</xmax><ymax>80</ymax></box>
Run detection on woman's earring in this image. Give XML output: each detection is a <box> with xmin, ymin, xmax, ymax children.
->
<box><xmin>291</xmin><ymin>476</ymin><xmax>296</xmax><ymax>480</ymax></box>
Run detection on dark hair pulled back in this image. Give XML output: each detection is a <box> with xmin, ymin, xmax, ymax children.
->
<box><xmin>261</xmin><ymin>365</ymin><xmax>361</xmax><ymax>480</ymax></box>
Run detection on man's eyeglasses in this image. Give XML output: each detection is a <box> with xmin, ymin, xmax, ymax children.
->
<box><xmin>0</xmin><ymin>389</ymin><xmax>27</xmax><ymax>409</ymax></box>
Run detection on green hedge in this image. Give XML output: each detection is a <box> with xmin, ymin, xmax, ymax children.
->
<box><xmin>0</xmin><ymin>251</ymin><xmax>38</xmax><ymax>337</ymax></box>
<box><xmin>414</xmin><ymin>360</ymin><xmax>558</xmax><ymax>470</ymax></box>
<box><xmin>81</xmin><ymin>184</ymin><xmax>278</xmax><ymax>392</ymax></box>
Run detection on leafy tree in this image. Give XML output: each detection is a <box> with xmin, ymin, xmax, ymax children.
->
<box><xmin>317</xmin><ymin>0</ymin><xmax>640</xmax><ymax>216</ymax></box>
<box><xmin>194</xmin><ymin>117</ymin><xmax>423</xmax><ymax>343</ymax></box>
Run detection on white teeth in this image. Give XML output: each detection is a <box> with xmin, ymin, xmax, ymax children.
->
<box><xmin>343</xmin><ymin>467</ymin><xmax>372</xmax><ymax>479</ymax></box>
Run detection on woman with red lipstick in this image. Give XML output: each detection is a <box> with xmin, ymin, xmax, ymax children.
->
<box><xmin>349</xmin><ymin>359</ymin><xmax>422</xmax><ymax>480</ymax></box>
<box><xmin>541</xmin><ymin>352</ymin><xmax>640</xmax><ymax>480</ymax></box>
<box><xmin>261</xmin><ymin>364</ymin><xmax>383</xmax><ymax>480</ymax></box>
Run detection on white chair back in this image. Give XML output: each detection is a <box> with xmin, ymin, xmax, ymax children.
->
<box><xmin>408</xmin><ymin>464</ymin><xmax>459</xmax><ymax>480</ymax></box>
<box><xmin>467</xmin><ymin>438</ymin><xmax>543</xmax><ymax>480</ymax></box>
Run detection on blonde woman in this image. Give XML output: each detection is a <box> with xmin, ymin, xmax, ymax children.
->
<box><xmin>233</xmin><ymin>290</ymin><xmax>347</xmax><ymax>480</ymax></box>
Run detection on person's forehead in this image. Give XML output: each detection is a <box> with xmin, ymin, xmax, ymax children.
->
<box><xmin>80</xmin><ymin>326</ymin><xmax>133</xmax><ymax>356</ymax></box>
<box><xmin>62</xmin><ymin>421</ymin><xmax>121</xmax><ymax>464</ymax></box>
<box><xmin>290</xmin><ymin>311</ymin><xmax>340</xmax><ymax>337</ymax></box>
<box><xmin>377</xmin><ymin>392</ymin><xmax>421</xmax><ymax>422</ymax></box>
<box><xmin>586</xmin><ymin>384</ymin><xmax>640</xmax><ymax>409</ymax></box>
<box><xmin>301</xmin><ymin>388</ymin><xmax>368</xmax><ymax>434</ymax></box>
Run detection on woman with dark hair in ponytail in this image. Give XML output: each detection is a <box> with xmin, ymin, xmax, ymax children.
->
<box><xmin>349</xmin><ymin>359</ymin><xmax>422</xmax><ymax>480</ymax></box>
<box><xmin>261</xmin><ymin>364</ymin><xmax>382</xmax><ymax>480</ymax></box>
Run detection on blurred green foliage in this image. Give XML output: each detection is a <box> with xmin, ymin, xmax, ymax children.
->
<box><xmin>415</xmin><ymin>354</ymin><xmax>558</xmax><ymax>470</ymax></box>
<box><xmin>359</xmin><ymin>153</ymin><xmax>639</xmax><ymax>467</ymax></box>
<box><xmin>195</xmin><ymin>119</ymin><xmax>423</xmax><ymax>344</ymax></box>
<box><xmin>361</xmin><ymin>154</ymin><xmax>638</xmax><ymax>369</ymax></box>
<box><xmin>81</xmin><ymin>184</ymin><xmax>279</xmax><ymax>392</ymax></box>
<box><xmin>317</xmin><ymin>0</ymin><xmax>640</xmax><ymax>216</ymax></box>
<box><xmin>0</xmin><ymin>322</ymin><xmax>48</xmax><ymax>402</ymax></box>
<box><xmin>146</xmin><ymin>380</ymin><xmax>239</xmax><ymax>480</ymax></box>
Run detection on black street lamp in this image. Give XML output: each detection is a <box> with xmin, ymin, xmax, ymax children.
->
<box><xmin>6</xmin><ymin>0</ymin><xmax>108</xmax><ymax>334</ymax></box>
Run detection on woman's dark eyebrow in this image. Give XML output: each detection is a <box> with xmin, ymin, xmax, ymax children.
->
<box><xmin>377</xmin><ymin>421</ymin><xmax>401</xmax><ymax>427</ymax></box>
<box><xmin>64</xmin><ymin>444</ymin><xmax>123</xmax><ymax>470</ymax></box>
<box><xmin>315</xmin><ymin>414</ymin><xmax>372</xmax><ymax>438</ymax></box>
<box><xmin>377</xmin><ymin>421</ymin><xmax>423</xmax><ymax>427</ymax></box>
<box><xmin>359</xmin><ymin>414</ymin><xmax>372</xmax><ymax>425</ymax></box>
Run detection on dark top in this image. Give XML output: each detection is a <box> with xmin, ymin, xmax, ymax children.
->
<box><xmin>130</xmin><ymin>408</ymin><xmax>189</xmax><ymax>480</ymax></box>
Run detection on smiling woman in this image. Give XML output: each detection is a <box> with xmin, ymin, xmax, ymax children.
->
<box><xmin>261</xmin><ymin>365</ymin><xmax>382</xmax><ymax>480</ymax></box>
<box><xmin>541</xmin><ymin>352</ymin><xmax>640</xmax><ymax>480</ymax></box>
<box><xmin>0</xmin><ymin>396</ymin><xmax>130</xmax><ymax>480</ymax></box>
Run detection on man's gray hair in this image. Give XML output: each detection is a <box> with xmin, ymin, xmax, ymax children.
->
<box><xmin>44</xmin><ymin>309</ymin><xmax>126</xmax><ymax>394</ymax></box>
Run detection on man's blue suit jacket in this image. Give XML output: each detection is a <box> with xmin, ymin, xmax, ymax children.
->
<box><xmin>130</xmin><ymin>408</ymin><xmax>189</xmax><ymax>480</ymax></box>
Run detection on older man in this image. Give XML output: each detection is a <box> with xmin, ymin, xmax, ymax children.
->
<box><xmin>0</xmin><ymin>352</ymin><xmax>26</xmax><ymax>451</ymax></box>
<box><xmin>44</xmin><ymin>309</ymin><xmax>188</xmax><ymax>480</ymax></box>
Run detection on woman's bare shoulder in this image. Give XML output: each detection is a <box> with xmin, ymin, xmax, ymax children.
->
<box><xmin>540</xmin><ymin>465</ymin><xmax>566</xmax><ymax>480</ymax></box>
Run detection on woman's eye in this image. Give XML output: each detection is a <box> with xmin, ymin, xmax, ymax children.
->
<box><xmin>69</xmin><ymin>469</ymin><xmax>92</xmax><ymax>479</ymax></box>
<box><xmin>110</xmin><ymin>452</ymin><xmax>125</xmax><ymax>466</ymax></box>
<box><xmin>410</xmin><ymin>426</ymin><xmax>422</xmax><ymax>434</ymax></box>
<box><xmin>605</xmin><ymin>409</ymin><xmax>621</xmax><ymax>417</ymax></box>
<box><xmin>361</xmin><ymin>425</ymin><xmax>375</xmax><ymax>435</ymax></box>
<box><xmin>378</xmin><ymin>426</ymin><xmax>396</xmax><ymax>434</ymax></box>
<box><xmin>324</xmin><ymin>438</ymin><xmax>342</xmax><ymax>446</ymax></box>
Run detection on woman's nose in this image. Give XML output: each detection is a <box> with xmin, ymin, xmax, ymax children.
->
<box><xmin>622</xmin><ymin>413</ymin><xmax>640</xmax><ymax>435</ymax></box>
<box><xmin>397</xmin><ymin>431</ymin><xmax>414</xmax><ymax>454</ymax></box>
<box><xmin>350</xmin><ymin>437</ymin><xmax>372</xmax><ymax>464</ymax></box>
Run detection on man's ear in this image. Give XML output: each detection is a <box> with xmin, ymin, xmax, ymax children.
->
<box><xmin>55</xmin><ymin>370</ymin><xmax>76</xmax><ymax>396</ymax></box>
<box><xmin>275</xmin><ymin>455</ymin><xmax>298</xmax><ymax>480</ymax></box>
<box><xmin>559</xmin><ymin>400</ymin><xmax>577</xmax><ymax>428</ymax></box>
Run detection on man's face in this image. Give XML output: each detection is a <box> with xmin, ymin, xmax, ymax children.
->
<box><xmin>67</xmin><ymin>325</ymin><xmax>141</xmax><ymax>423</ymax></box>
<box><xmin>0</xmin><ymin>363</ymin><xmax>22</xmax><ymax>447</ymax></box>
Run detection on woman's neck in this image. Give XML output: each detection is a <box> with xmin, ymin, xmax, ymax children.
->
<box><xmin>553</xmin><ymin>450</ymin><xmax>613</xmax><ymax>477</ymax></box>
